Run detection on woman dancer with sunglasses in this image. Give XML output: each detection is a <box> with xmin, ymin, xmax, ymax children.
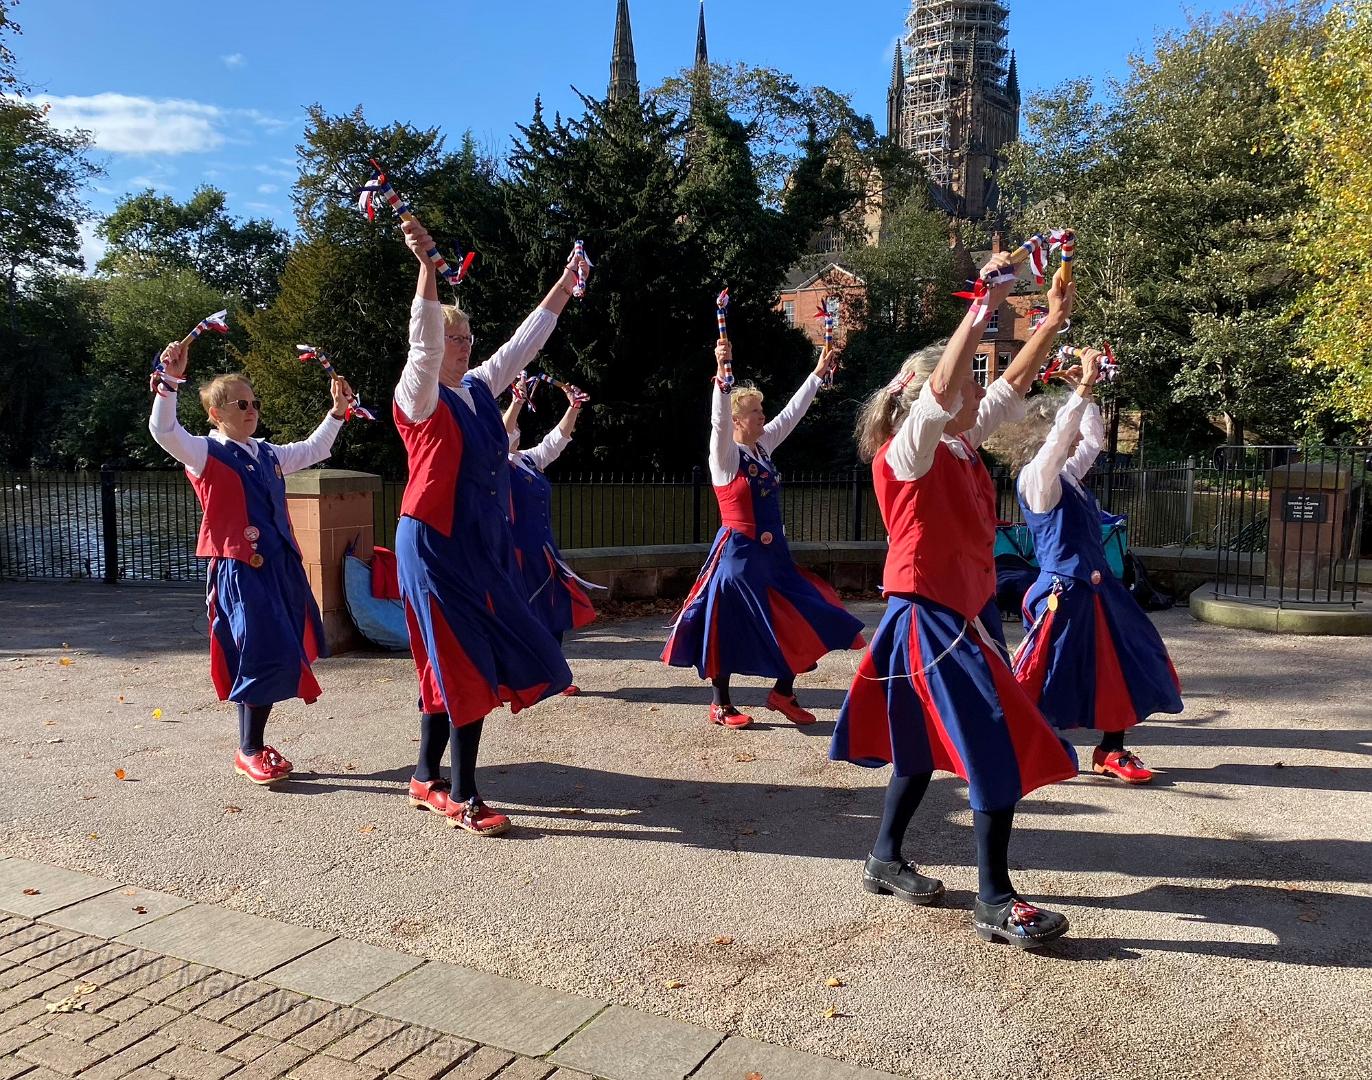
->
<box><xmin>148</xmin><ymin>345</ymin><xmax>353</xmax><ymax>786</ymax></box>
<box><xmin>395</xmin><ymin>217</ymin><xmax>586</xmax><ymax>836</ymax></box>
<box><xmin>830</xmin><ymin>259</ymin><xmax>1079</xmax><ymax>948</ymax></box>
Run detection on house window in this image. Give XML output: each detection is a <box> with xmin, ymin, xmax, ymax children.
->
<box><xmin>783</xmin><ymin>300</ymin><xmax>796</xmax><ymax>327</ymax></box>
<box><xmin>972</xmin><ymin>353</ymin><xmax>989</xmax><ymax>386</ymax></box>
<box><xmin>983</xmin><ymin>309</ymin><xmax>999</xmax><ymax>335</ymax></box>
<box><xmin>998</xmin><ymin>352</ymin><xmax>1012</xmax><ymax>378</ymax></box>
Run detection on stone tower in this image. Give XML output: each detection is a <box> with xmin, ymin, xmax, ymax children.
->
<box><xmin>895</xmin><ymin>1</ymin><xmax>1020</xmax><ymax>220</ymax></box>
<box><xmin>608</xmin><ymin>0</ymin><xmax>639</xmax><ymax>104</ymax></box>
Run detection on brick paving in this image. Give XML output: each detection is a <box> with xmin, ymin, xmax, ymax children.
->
<box><xmin>0</xmin><ymin>918</ymin><xmax>573</xmax><ymax>1080</ymax></box>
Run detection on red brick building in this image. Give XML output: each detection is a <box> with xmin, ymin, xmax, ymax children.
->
<box><xmin>775</xmin><ymin>262</ymin><xmax>865</xmax><ymax>351</ymax></box>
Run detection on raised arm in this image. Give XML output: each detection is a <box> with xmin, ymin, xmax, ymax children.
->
<box><xmin>393</xmin><ymin>218</ymin><xmax>445</xmax><ymax>424</ymax></box>
<box><xmin>1064</xmin><ymin>355</ymin><xmax>1105</xmax><ymax>482</ymax></box>
<box><xmin>147</xmin><ymin>341</ymin><xmax>209</xmax><ymax>476</ymax></box>
<box><xmin>887</xmin><ymin>258</ymin><xmax>1017</xmax><ymax>480</ymax></box>
<box><xmin>708</xmin><ymin>339</ymin><xmax>737</xmax><ymax>486</ymax></box>
<box><xmin>471</xmin><ymin>248</ymin><xmax>591</xmax><ymax>398</ymax></box>
<box><xmin>1019</xmin><ymin>350</ymin><xmax>1104</xmax><ymax>513</ymax></box>
<box><xmin>271</xmin><ymin>377</ymin><xmax>351</xmax><ymax>475</ymax></box>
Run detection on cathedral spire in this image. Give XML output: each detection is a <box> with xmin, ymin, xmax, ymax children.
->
<box><xmin>887</xmin><ymin>41</ymin><xmax>905</xmax><ymax>140</ymax></box>
<box><xmin>1006</xmin><ymin>49</ymin><xmax>1020</xmax><ymax>104</ymax></box>
<box><xmin>695</xmin><ymin>1</ymin><xmax>709</xmax><ymax>70</ymax></box>
<box><xmin>608</xmin><ymin>0</ymin><xmax>639</xmax><ymax>104</ymax></box>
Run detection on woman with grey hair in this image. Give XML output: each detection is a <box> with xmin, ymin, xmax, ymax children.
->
<box><xmin>830</xmin><ymin>256</ymin><xmax>1079</xmax><ymax>949</ymax></box>
<box><xmin>1012</xmin><ymin>349</ymin><xmax>1182</xmax><ymax>783</ymax></box>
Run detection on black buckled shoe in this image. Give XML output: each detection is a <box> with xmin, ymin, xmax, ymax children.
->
<box><xmin>861</xmin><ymin>856</ymin><xmax>945</xmax><ymax>906</ymax></box>
<box><xmin>973</xmin><ymin>896</ymin><xmax>1069</xmax><ymax>949</ymax></box>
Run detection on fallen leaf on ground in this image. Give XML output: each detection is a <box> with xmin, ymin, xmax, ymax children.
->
<box><xmin>343</xmin><ymin>763</ymin><xmax>356</xmax><ymax>772</ymax></box>
<box><xmin>825</xmin><ymin>977</ymin><xmax>846</xmax><ymax>988</ymax></box>
<box><xmin>359</xmin><ymin>825</ymin><xmax>377</xmax><ymax>834</ymax></box>
<box><xmin>121</xmin><ymin>888</ymin><xmax>137</xmax><ymax>895</ymax></box>
<box><xmin>80</xmin><ymin>795</ymin><xmax>97</xmax><ymax>802</ymax></box>
<box><xmin>1272</xmin><ymin>761</ymin><xmax>1284</xmax><ymax>768</ymax></box>
<box><xmin>21</xmin><ymin>888</ymin><xmax>40</xmax><ymax>896</ymax></box>
<box><xmin>223</xmin><ymin>806</ymin><xmax>242</xmax><ymax>815</ymax></box>
<box><xmin>151</xmin><ymin>708</ymin><xmax>163</xmax><ymax>719</ymax></box>
<box><xmin>745</xmin><ymin>1073</ymin><xmax>764</xmax><ymax>1080</ymax></box>
<box><xmin>114</xmin><ymin>769</ymin><xmax>127</xmax><ymax>781</ymax></box>
<box><xmin>712</xmin><ymin>936</ymin><xmax>734</xmax><ymax>946</ymax></box>
<box><xmin>44</xmin><ymin>719</ymin><xmax>57</xmax><ymax>726</ymax></box>
<box><xmin>75</xmin><ymin>983</ymin><xmax>97</xmax><ymax>994</ymax></box>
<box><xmin>663</xmin><ymin>979</ymin><xmax>685</xmax><ymax>989</ymax></box>
<box><xmin>117</xmin><ymin>695</ymin><xmax>125</xmax><ymax>703</ymax></box>
<box><xmin>822</xmin><ymin>1006</ymin><xmax>842</xmax><ymax>1019</ymax></box>
<box><xmin>45</xmin><ymin>998</ymin><xmax>86</xmax><ymax>1014</ymax></box>
<box><xmin>734</xmin><ymin>753</ymin><xmax>756</xmax><ymax>763</ymax></box>
<box><xmin>132</xmin><ymin>906</ymin><xmax>148</xmax><ymax>914</ymax></box>
<box><xmin>59</xmin><ymin>657</ymin><xmax>74</xmax><ymax>667</ymax></box>
<box><xmin>47</xmin><ymin>738</ymin><xmax>63</xmax><ymax>744</ymax></box>
<box><xmin>87</xmin><ymin>834</ymin><xmax>99</xmax><ymax>840</ymax></box>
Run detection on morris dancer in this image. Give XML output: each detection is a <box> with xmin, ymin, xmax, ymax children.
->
<box><xmin>503</xmin><ymin>375</ymin><xmax>601</xmax><ymax>695</ymax></box>
<box><xmin>395</xmin><ymin>217</ymin><xmax>587</xmax><ymax>836</ymax></box>
<box><xmin>148</xmin><ymin>336</ymin><xmax>352</xmax><ymax>786</ymax></box>
<box><xmin>662</xmin><ymin>337</ymin><xmax>864</xmax><ymax>729</ymax></box>
<box><xmin>1012</xmin><ymin>349</ymin><xmax>1182</xmax><ymax>783</ymax></box>
<box><xmin>830</xmin><ymin>258</ymin><xmax>1079</xmax><ymax>949</ymax></box>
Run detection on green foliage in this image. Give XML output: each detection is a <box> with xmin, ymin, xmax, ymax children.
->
<box><xmin>1270</xmin><ymin>0</ymin><xmax>1372</xmax><ymax>428</ymax></box>
<box><xmin>0</xmin><ymin>96</ymin><xmax>100</xmax><ymax>284</ymax></box>
<box><xmin>98</xmin><ymin>187</ymin><xmax>289</xmax><ymax>307</ymax></box>
<box><xmin>1</xmin><ymin>0</ymin><xmax>23</xmax><ymax>91</ymax></box>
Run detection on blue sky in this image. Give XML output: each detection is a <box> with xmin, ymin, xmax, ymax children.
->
<box><xmin>11</xmin><ymin>0</ymin><xmax>1237</xmax><ymax>267</ymax></box>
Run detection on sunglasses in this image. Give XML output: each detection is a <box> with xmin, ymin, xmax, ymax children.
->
<box><xmin>229</xmin><ymin>399</ymin><xmax>262</xmax><ymax>412</ymax></box>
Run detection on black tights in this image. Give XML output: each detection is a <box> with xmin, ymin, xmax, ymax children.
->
<box><xmin>1098</xmin><ymin>730</ymin><xmax>1126</xmax><ymax>752</ymax></box>
<box><xmin>237</xmin><ymin>703</ymin><xmax>272</xmax><ymax>755</ymax></box>
<box><xmin>710</xmin><ymin>674</ymin><xmax>795</xmax><ymax>708</ymax></box>
<box><xmin>414</xmin><ymin>713</ymin><xmax>485</xmax><ymax>801</ymax></box>
<box><xmin>870</xmin><ymin>771</ymin><xmax>1018</xmax><ymax>904</ymax></box>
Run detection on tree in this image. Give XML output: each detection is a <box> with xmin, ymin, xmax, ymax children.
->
<box><xmin>98</xmin><ymin>187</ymin><xmax>289</xmax><ymax>308</ymax></box>
<box><xmin>1</xmin><ymin>0</ymin><xmax>24</xmax><ymax>91</ymax></box>
<box><xmin>1271</xmin><ymin>0</ymin><xmax>1372</xmax><ymax>429</ymax></box>
<box><xmin>655</xmin><ymin>63</ymin><xmax>876</xmax><ymax>204</ymax></box>
<box><xmin>0</xmin><ymin>96</ymin><xmax>100</xmax><ymax>316</ymax></box>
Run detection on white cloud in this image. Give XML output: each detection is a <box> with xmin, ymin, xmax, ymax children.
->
<box><xmin>37</xmin><ymin>93</ymin><xmax>225</xmax><ymax>154</ymax></box>
<box><xmin>77</xmin><ymin>221</ymin><xmax>107</xmax><ymax>274</ymax></box>
<box><xmin>257</xmin><ymin>183</ymin><xmax>277</xmax><ymax>194</ymax></box>
<box><xmin>222</xmin><ymin>53</ymin><xmax>246</xmax><ymax>69</ymax></box>
<box><xmin>255</xmin><ymin>163</ymin><xmax>294</xmax><ymax>180</ymax></box>
<box><xmin>34</xmin><ymin>93</ymin><xmax>294</xmax><ymax>155</ymax></box>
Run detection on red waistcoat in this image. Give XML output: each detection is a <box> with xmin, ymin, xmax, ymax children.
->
<box><xmin>874</xmin><ymin>435</ymin><xmax>997</xmax><ymax>620</ymax></box>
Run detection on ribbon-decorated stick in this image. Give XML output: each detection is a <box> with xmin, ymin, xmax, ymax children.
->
<box><xmin>569</xmin><ymin>240</ymin><xmax>592</xmax><ymax>298</ymax></box>
<box><xmin>178</xmin><ymin>309</ymin><xmax>229</xmax><ymax>350</ymax></box>
<box><xmin>1043</xmin><ymin>342</ymin><xmax>1119</xmax><ymax>385</ymax></box>
<box><xmin>813</xmin><ymin>298</ymin><xmax>839</xmax><ymax>389</ymax></box>
<box><xmin>296</xmin><ymin>345</ymin><xmax>377</xmax><ymax>421</ymax></box>
<box><xmin>357</xmin><ymin>158</ymin><xmax>475</xmax><ymax>288</ymax></box>
<box><xmin>715</xmin><ymin>287</ymin><xmax>733</xmax><ymax>388</ymax></box>
<box><xmin>534</xmin><ymin>373</ymin><xmax>591</xmax><ymax>409</ymax></box>
<box><xmin>953</xmin><ymin>229</ymin><xmax>1075</xmax><ymax>326</ymax></box>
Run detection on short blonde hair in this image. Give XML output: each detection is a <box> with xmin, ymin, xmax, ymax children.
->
<box><xmin>731</xmin><ymin>386</ymin><xmax>763</xmax><ymax>420</ymax></box>
<box><xmin>441</xmin><ymin>305</ymin><xmax>469</xmax><ymax>327</ymax></box>
<box><xmin>199</xmin><ymin>373</ymin><xmax>254</xmax><ymax>425</ymax></box>
<box><xmin>854</xmin><ymin>340</ymin><xmax>946</xmax><ymax>462</ymax></box>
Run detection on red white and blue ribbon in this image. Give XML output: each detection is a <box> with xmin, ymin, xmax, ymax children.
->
<box><xmin>569</xmin><ymin>240</ymin><xmax>591</xmax><ymax>299</ymax></box>
<box><xmin>1048</xmin><ymin>229</ymin><xmax>1075</xmax><ymax>284</ymax></box>
<box><xmin>1043</xmin><ymin>342</ymin><xmax>1119</xmax><ymax>386</ymax></box>
<box><xmin>814</xmin><ymin>298</ymin><xmax>838</xmax><ymax>388</ymax></box>
<box><xmin>296</xmin><ymin>344</ymin><xmax>376</xmax><ymax>421</ymax></box>
<box><xmin>357</xmin><ymin>159</ymin><xmax>475</xmax><ymax>288</ymax></box>
<box><xmin>179</xmin><ymin>309</ymin><xmax>229</xmax><ymax>348</ymax></box>
<box><xmin>715</xmin><ymin>287</ymin><xmax>733</xmax><ymax>389</ymax></box>
<box><xmin>953</xmin><ymin>267</ymin><xmax>1017</xmax><ymax>327</ymax></box>
<box><xmin>512</xmin><ymin>369</ymin><xmax>537</xmax><ymax>413</ymax></box>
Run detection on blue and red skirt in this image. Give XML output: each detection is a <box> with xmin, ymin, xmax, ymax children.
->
<box><xmin>662</xmin><ymin>527</ymin><xmax>865</xmax><ymax>681</ymax></box>
<box><xmin>207</xmin><ymin>553</ymin><xmax>325</xmax><ymax>706</ymax></box>
<box><xmin>1013</xmin><ymin>573</ymin><xmax>1182</xmax><ymax>732</ymax></box>
<box><xmin>396</xmin><ymin>515</ymin><xmax>571</xmax><ymax>727</ymax></box>
<box><xmin>518</xmin><ymin>542</ymin><xmax>597</xmax><ymax>638</ymax></box>
<box><xmin>830</xmin><ymin>595</ymin><xmax>1077</xmax><ymax>813</ymax></box>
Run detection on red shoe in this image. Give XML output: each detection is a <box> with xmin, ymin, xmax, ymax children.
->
<box><xmin>408</xmin><ymin>777</ymin><xmax>451</xmax><ymax>814</ymax></box>
<box><xmin>1092</xmin><ymin>747</ymin><xmax>1154</xmax><ymax>784</ymax></box>
<box><xmin>234</xmin><ymin>746</ymin><xmax>292</xmax><ymax>785</ymax></box>
<box><xmin>765</xmin><ymin>690</ymin><xmax>816</xmax><ymax>726</ymax></box>
<box><xmin>446</xmin><ymin>797</ymin><xmax>511</xmax><ymax>836</ymax></box>
<box><xmin>562</xmin><ymin>685</ymin><xmax>581</xmax><ymax>697</ymax></box>
<box><xmin>708</xmin><ymin>703</ymin><xmax>752</xmax><ymax>729</ymax></box>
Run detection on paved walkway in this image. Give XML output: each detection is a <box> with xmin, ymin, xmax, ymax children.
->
<box><xmin>1</xmin><ymin>582</ymin><xmax>1370</xmax><ymax>1080</ymax></box>
<box><xmin>0</xmin><ymin>856</ymin><xmax>891</xmax><ymax>1079</ymax></box>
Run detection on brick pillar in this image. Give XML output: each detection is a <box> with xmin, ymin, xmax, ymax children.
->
<box><xmin>285</xmin><ymin>469</ymin><xmax>381</xmax><ymax>655</ymax></box>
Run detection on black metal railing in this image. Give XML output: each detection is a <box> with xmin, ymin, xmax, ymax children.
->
<box><xmin>1211</xmin><ymin>445</ymin><xmax>1369</xmax><ymax>609</ymax></box>
<box><xmin>3</xmin><ymin>458</ymin><xmax>1291</xmax><ymax>584</ymax></box>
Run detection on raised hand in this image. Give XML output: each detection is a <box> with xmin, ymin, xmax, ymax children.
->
<box><xmin>402</xmin><ymin>218</ymin><xmax>435</xmax><ymax>266</ymax></box>
<box><xmin>330</xmin><ymin>376</ymin><xmax>355</xmax><ymax>417</ymax></box>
